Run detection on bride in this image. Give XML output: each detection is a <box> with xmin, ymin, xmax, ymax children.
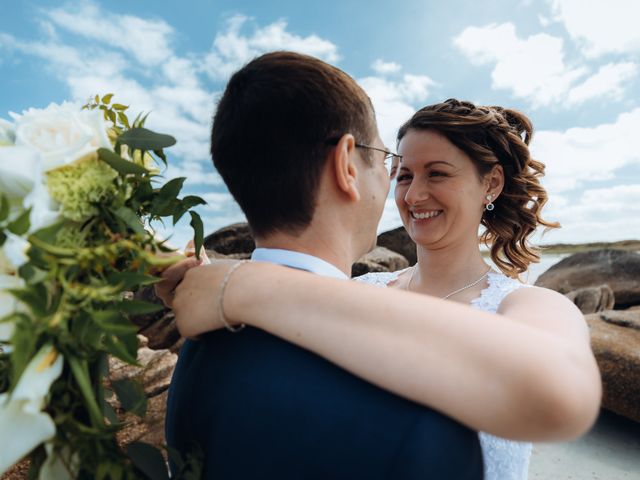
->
<box><xmin>160</xmin><ymin>99</ymin><xmax>601</xmax><ymax>480</ymax></box>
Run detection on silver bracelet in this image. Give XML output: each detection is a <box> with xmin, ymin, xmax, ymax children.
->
<box><xmin>218</xmin><ymin>260</ymin><xmax>250</xmax><ymax>333</ymax></box>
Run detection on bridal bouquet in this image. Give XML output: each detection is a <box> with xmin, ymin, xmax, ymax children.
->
<box><xmin>0</xmin><ymin>95</ymin><xmax>205</xmax><ymax>479</ymax></box>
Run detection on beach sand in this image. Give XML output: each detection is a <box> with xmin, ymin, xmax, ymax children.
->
<box><xmin>530</xmin><ymin>410</ymin><xmax>640</xmax><ymax>479</ymax></box>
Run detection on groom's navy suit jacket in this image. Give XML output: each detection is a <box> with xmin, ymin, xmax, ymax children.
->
<box><xmin>165</xmin><ymin>249</ymin><xmax>484</xmax><ymax>479</ymax></box>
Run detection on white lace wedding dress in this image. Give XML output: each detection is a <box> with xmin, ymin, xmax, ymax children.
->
<box><xmin>355</xmin><ymin>270</ymin><xmax>532</xmax><ymax>480</ymax></box>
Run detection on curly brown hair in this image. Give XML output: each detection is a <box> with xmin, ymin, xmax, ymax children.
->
<box><xmin>397</xmin><ymin>98</ymin><xmax>559</xmax><ymax>278</ymax></box>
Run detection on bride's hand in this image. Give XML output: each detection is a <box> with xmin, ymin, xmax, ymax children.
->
<box><xmin>154</xmin><ymin>240</ymin><xmax>209</xmax><ymax>308</ymax></box>
<box><xmin>171</xmin><ymin>259</ymin><xmax>245</xmax><ymax>337</ymax></box>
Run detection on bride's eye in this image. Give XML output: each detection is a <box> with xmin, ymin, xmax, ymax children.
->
<box><xmin>396</xmin><ymin>173</ymin><xmax>412</xmax><ymax>182</ymax></box>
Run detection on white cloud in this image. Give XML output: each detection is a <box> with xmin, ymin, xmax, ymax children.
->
<box><xmin>542</xmin><ymin>184</ymin><xmax>640</xmax><ymax>243</ymax></box>
<box><xmin>567</xmin><ymin>62</ymin><xmax>638</xmax><ymax>106</ymax></box>
<box><xmin>455</xmin><ymin>22</ymin><xmax>639</xmax><ymax>108</ymax></box>
<box><xmin>358</xmin><ymin>74</ymin><xmax>436</xmax><ymax>148</ymax></box>
<box><xmin>549</xmin><ymin>0</ymin><xmax>640</xmax><ymax>58</ymax></box>
<box><xmin>203</xmin><ymin>15</ymin><xmax>340</xmax><ymax>81</ymax></box>
<box><xmin>371</xmin><ymin>59</ymin><xmax>401</xmax><ymax>75</ymax></box>
<box><xmin>454</xmin><ymin>22</ymin><xmax>586</xmax><ymax>108</ymax></box>
<box><xmin>532</xmin><ymin>107</ymin><xmax>640</xmax><ymax>193</ymax></box>
<box><xmin>45</xmin><ymin>1</ymin><xmax>175</xmax><ymax>66</ymax></box>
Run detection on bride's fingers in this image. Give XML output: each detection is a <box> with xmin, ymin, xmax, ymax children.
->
<box><xmin>155</xmin><ymin>256</ymin><xmax>202</xmax><ymax>308</ymax></box>
<box><xmin>183</xmin><ymin>239</ymin><xmax>210</xmax><ymax>264</ymax></box>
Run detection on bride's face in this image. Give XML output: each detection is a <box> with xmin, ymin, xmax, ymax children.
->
<box><xmin>395</xmin><ymin>129</ymin><xmax>489</xmax><ymax>250</ymax></box>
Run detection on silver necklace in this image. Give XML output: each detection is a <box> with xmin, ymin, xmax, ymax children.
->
<box><xmin>407</xmin><ymin>265</ymin><xmax>492</xmax><ymax>299</ymax></box>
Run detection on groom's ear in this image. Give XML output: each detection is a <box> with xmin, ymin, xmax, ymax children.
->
<box><xmin>331</xmin><ymin>133</ymin><xmax>361</xmax><ymax>202</ymax></box>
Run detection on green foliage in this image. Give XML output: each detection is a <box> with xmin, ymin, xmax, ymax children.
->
<box><xmin>0</xmin><ymin>94</ymin><xmax>206</xmax><ymax>478</ymax></box>
<box><xmin>112</xmin><ymin>379</ymin><xmax>147</xmax><ymax>418</ymax></box>
<box><xmin>126</xmin><ymin>443</ymin><xmax>169</xmax><ymax>480</ymax></box>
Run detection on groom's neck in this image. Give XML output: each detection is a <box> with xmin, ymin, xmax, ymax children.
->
<box><xmin>255</xmin><ymin>226</ymin><xmax>358</xmax><ymax>278</ymax></box>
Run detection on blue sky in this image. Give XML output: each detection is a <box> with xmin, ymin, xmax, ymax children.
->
<box><xmin>2</xmin><ymin>0</ymin><xmax>639</xmax><ymax>247</ymax></box>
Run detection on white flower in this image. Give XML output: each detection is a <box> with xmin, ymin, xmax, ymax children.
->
<box><xmin>39</xmin><ymin>444</ymin><xmax>77</xmax><ymax>480</ymax></box>
<box><xmin>0</xmin><ymin>146</ymin><xmax>42</xmax><ymax>200</ymax></box>
<box><xmin>23</xmin><ymin>179</ymin><xmax>61</xmax><ymax>233</ymax></box>
<box><xmin>2</xmin><ymin>234</ymin><xmax>30</xmax><ymax>272</ymax></box>
<box><xmin>0</xmin><ymin>119</ymin><xmax>15</xmax><ymax>146</ymax></box>
<box><xmin>12</xmin><ymin>102</ymin><xmax>111</xmax><ymax>172</ymax></box>
<box><xmin>0</xmin><ymin>273</ymin><xmax>24</xmax><ymax>342</ymax></box>
<box><xmin>0</xmin><ymin>344</ymin><xmax>64</xmax><ymax>475</ymax></box>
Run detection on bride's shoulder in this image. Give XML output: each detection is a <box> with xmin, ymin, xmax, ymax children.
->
<box><xmin>353</xmin><ymin>268</ymin><xmax>410</xmax><ymax>287</ymax></box>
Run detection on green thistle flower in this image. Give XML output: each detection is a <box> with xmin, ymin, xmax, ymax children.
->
<box><xmin>46</xmin><ymin>153</ymin><xmax>118</xmax><ymax>222</ymax></box>
<box><xmin>54</xmin><ymin>222</ymin><xmax>90</xmax><ymax>249</ymax></box>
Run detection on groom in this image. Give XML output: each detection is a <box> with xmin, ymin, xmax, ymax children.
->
<box><xmin>163</xmin><ymin>51</ymin><xmax>483</xmax><ymax>479</ymax></box>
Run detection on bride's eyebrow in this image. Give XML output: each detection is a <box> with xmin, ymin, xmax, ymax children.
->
<box><xmin>399</xmin><ymin>160</ymin><xmax>454</xmax><ymax>171</ymax></box>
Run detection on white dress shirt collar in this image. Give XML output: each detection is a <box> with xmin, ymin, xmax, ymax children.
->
<box><xmin>251</xmin><ymin>248</ymin><xmax>348</xmax><ymax>280</ymax></box>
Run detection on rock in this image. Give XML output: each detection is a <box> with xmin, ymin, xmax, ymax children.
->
<box><xmin>204</xmin><ymin>222</ymin><xmax>255</xmax><ymax>256</ymax></box>
<box><xmin>108</xmin><ymin>338</ymin><xmax>178</xmax><ymax>450</ymax></box>
<box><xmin>352</xmin><ymin>246</ymin><xmax>410</xmax><ymax>277</ymax></box>
<box><xmin>535</xmin><ymin>249</ymin><xmax>640</xmax><ymax>309</ymax></box>
<box><xmin>586</xmin><ymin>312</ymin><xmax>640</xmax><ymax>423</ymax></box>
<box><xmin>376</xmin><ymin>226</ymin><xmax>416</xmax><ymax>266</ymax></box>
<box><xmin>131</xmin><ymin>284</ymin><xmax>169</xmax><ymax>330</ymax></box>
<box><xmin>116</xmin><ymin>389</ymin><xmax>169</xmax><ymax>449</ymax></box>
<box><xmin>139</xmin><ymin>312</ymin><xmax>181</xmax><ymax>351</ymax></box>
<box><xmin>109</xmin><ymin>338</ymin><xmax>177</xmax><ymax>398</ymax></box>
<box><xmin>597</xmin><ymin>309</ymin><xmax>640</xmax><ymax>331</ymax></box>
<box><xmin>565</xmin><ymin>285</ymin><xmax>615</xmax><ymax>314</ymax></box>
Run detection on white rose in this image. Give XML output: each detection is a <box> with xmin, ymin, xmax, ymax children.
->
<box><xmin>0</xmin><ymin>146</ymin><xmax>42</xmax><ymax>200</ymax></box>
<box><xmin>0</xmin><ymin>119</ymin><xmax>15</xmax><ymax>146</ymax></box>
<box><xmin>0</xmin><ymin>344</ymin><xmax>64</xmax><ymax>475</ymax></box>
<box><xmin>0</xmin><ymin>273</ymin><xmax>24</xmax><ymax>342</ymax></box>
<box><xmin>12</xmin><ymin>102</ymin><xmax>112</xmax><ymax>172</ymax></box>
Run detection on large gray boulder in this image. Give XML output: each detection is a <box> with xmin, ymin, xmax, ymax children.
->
<box><xmin>535</xmin><ymin>249</ymin><xmax>640</xmax><ymax>309</ymax></box>
<box><xmin>352</xmin><ymin>246</ymin><xmax>410</xmax><ymax>277</ymax></box>
<box><xmin>376</xmin><ymin>226</ymin><xmax>417</xmax><ymax>266</ymax></box>
<box><xmin>585</xmin><ymin>310</ymin><xmax>640</xmax><ymax>423</ymax></box>
<box><xmin>565</xmin><ymin>285</ymin><xmax>615</xmax><ymax>314</ymax></box>
<box><xmin>204</xmin><ymin>222</ymin><xmax>255</xmax><ymax>256</ymax></box>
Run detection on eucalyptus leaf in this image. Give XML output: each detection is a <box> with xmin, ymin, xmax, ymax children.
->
<box><xmin>112</xmin><ymin>379</ymin><xmax>147</xmax><ymax>418</ymax></box>
<box><xmin>101</xmin><ymin>93</ymin><xmax>114</xmax><ymax>105</ymax></box>
<box><xmin>117</xmin><ymin>111</ymin><xmax>130</xmax><ymax>129</ymax></box>
<box><xmin>112</xmin><ymin>103</ymin><xmax>129</xmax><ymax>111</ymax></box>
<box><xmin>93</xmin><ymin>310</ymin><xmax>138</xmax><ymax>334</ymax></box>
<box><xmin>126</xmin><ymin>442</ymin><xmax>170</xmax><ymax>480</ymax></box>
<box><xmin>98</xmin><ymin>148</ymin><xmax>148</xmax><ymax>175</ymax></box>
<box><xmin>159</xmin><ymin>177</ymin><xmax>186</xmax><ymax>199</ymax></box>
<box><xmin>117</xmin><ymin>299</ymin><xmax>165</xmax><ymax>315</ymax></box>
<box><xmin>113</xmin><ymin>206</ymin><xmax>145</xmax><ymax>235</ymax></box>
<box><xmin>189</xmin><ymin>211</ymin><xmax>204</xmax><ymax>261</ymax></box>
<box><xmin>153</xmin><ymin>149</ymin><xmax>167</xmax><ymax>167</ymax></box>
<box><xmin>0</xmin><ymin>194</ymin><xmax>9</xmax><ymax>222</ymax></box>
<box><xmin>107</xmin><ymin>272</ymin><xmax>162</xmax><ymax>290</ymax></box>
<box><xmin>7</xmin><ymin>207</ymin><xmax>31</xmax><ymax>235</ymax></box>
<box><xmin>105</xmin><ymin>334</ymin><xmax>139</xmax><ymax>365</ymax></box>
<box><xmin>118</xmin><ymin>128</ymin><xmax>176</xmax><ymax>151</ymax></box>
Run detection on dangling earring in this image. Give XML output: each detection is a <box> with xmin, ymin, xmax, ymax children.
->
<box><xmin>485</xmin><ymin>194</ymin><xmax>495</xmax><ymax>211</ymax></box>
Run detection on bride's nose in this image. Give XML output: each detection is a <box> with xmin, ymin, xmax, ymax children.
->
<box><xmin>404</xmin><ymin>179</ymin><xmax>430</xmax><ymax>205</ymax></box>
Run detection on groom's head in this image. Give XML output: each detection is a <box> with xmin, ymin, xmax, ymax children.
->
<box><xmin>211</xmin><ymin>51</ymin><xmax>388</xmax><ymax>248</ymax></box>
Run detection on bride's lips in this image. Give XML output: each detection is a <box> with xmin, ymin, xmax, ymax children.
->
<box><xmin>410</xmin><ymin>209</ymin><xmax>443</xmax><ymax>221</ymax></box>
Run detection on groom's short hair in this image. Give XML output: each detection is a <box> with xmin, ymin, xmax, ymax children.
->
<box><xmin>211</xmin><ymin>51</ymin><xmax>375</xmax><ymax>237</ymax></box>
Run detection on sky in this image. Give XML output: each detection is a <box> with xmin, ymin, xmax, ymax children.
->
<box><xmin>1</xmin><ymin>0</ymin><xmax>639</xmax><ymax>247</ymax></box>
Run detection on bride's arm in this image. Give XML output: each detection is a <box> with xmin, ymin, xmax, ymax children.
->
<box><xmin>170</xmin><ymin>261</ymin><xmax>601</xmax><ymax>442</ymax></box>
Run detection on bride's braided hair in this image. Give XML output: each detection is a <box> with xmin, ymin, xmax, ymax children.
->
<box><xmin>397</xmin><ymin>99</ymin><xmax>559</xmax><ymax>278</ymax></box>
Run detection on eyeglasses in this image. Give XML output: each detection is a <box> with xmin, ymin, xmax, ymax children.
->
<box><xmin>324</xmin><ymin>138</ymin><xmax>401</xmax><ymax>178</ymax></box>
